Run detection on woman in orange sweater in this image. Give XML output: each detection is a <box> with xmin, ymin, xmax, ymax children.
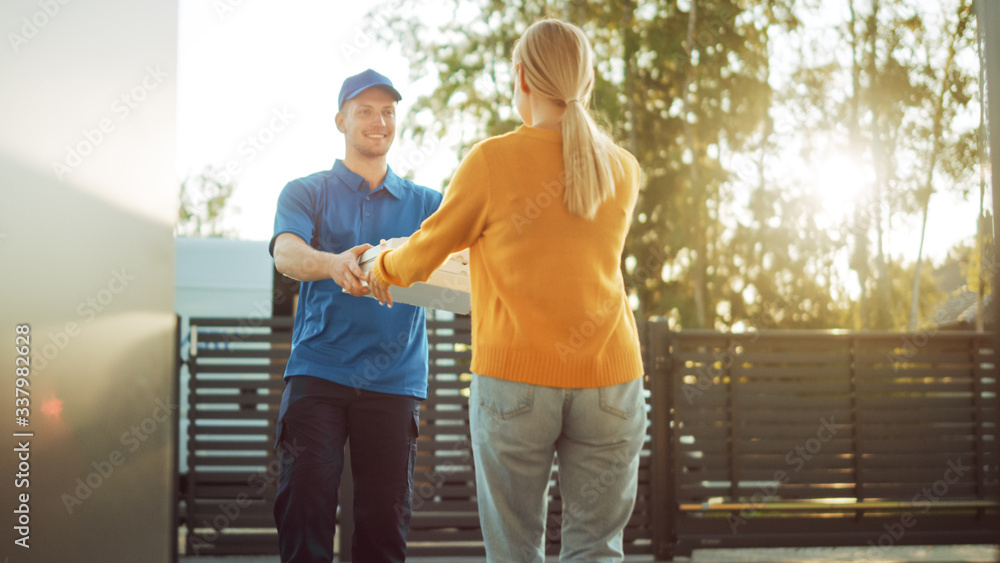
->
<box><xmin>368</xmin><ymin>18</ymin><xmax>646</xmax><ymax>562</ymax></box>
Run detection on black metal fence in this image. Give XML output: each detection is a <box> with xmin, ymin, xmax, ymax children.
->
<box><xmin>651</xmin><ymin>326</ymin><xmax>998</xmax><ymax>557</ymax></box>
<box><xmin>178</xmin><ymin>316</ymin><xmax>998</xmax><ymax>559</ymax></box>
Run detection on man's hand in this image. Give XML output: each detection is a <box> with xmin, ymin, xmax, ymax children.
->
<box><xmin>367</xmin><ymin>271</ymin><xmax>394</xmax><ymax>308</ymax></box>
<box><xmin>328</xmin><ymin>243</ymin><xmax>373</xmax><ymax>296</ymax></box>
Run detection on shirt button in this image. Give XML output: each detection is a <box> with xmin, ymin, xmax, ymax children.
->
<box><xmin>366</xmin><ymin>196</ymin><xmax>370</xmax><ymax>201</ymax></box>
<box><xmin>365</xmin><ymin>212</ymin><xmax>370</xmax><ymax>217</ymax></box>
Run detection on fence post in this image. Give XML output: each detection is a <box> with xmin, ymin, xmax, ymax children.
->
<box><xmin>185</xmin><ymin>323</ymin><xmax>199</xmax><ymax>554</ymax></box>
<box><xmin>648</xmin><ymin>321</ymin><xmax>675</xmax><ymax>560</ymax></box>
<box><xmin>172</xmin><ymin>314</ymin><xmax>181</xmax><ymax>563</ymax></box>
<box><xmin>976</xmin><ymin>0</ymin><xmax>1000</xmax><ymax>545</ymax></box>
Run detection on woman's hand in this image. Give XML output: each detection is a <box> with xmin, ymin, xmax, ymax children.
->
<box><xmin>366</xmin><ymin>271</ymin><xmax>394</xmax><ymax>308</ymax></box>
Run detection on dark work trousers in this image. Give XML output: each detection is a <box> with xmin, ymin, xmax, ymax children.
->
<box><xmin>273</xmin><ymin>375</ymin><xmax>420</xmax><ymax>563</ymax></box>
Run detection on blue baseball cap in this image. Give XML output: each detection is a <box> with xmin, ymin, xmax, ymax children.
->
<box><xmin>338</xmin><ymin>69</ymin><xmax>402</xmax><ymax>110</ymax></box>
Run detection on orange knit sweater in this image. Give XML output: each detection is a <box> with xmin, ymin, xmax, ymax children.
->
<box><xmin>372</xmin><ymin>125</ymin><xmax>643</xmax><ymax>388</ymax></box>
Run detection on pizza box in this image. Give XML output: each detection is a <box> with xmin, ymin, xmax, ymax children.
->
<box><xmin>357</xmin><ymin>237</ymin><xmax>471</xmax><ymax>314</ymax></box>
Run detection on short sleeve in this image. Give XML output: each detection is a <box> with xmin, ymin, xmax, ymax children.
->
<box><xmin>270</xmin><ymin>179</ymin><xmax>317</xmax><ymax>256</ymax></box>
<box><xmin>425</xmin><ymin>189</ymin><xmax>444</xmax><ymax>220</ymax></box>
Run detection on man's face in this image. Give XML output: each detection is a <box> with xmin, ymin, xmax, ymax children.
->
<box><xmin>336</xmin><ymin>87</ymin><xmax>397</xmax><ymax>159</ymax></box>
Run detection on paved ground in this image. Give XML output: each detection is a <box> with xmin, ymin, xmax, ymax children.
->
<box><xmin>179</xmin><ymin>544</ymin><xmax>999</xmax><ymax>562</ymax></box>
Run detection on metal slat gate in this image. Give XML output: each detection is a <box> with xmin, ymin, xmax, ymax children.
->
<box><xmin>658</xmin><ymin>330</ymin><xmax>999</xmax><ymax>558</ymax></box>
<box><xmin>179</xmin><ymin>318</ymin><xmax>998</xmax><ymax>559</ymax></box>
<box><xmin>182</xmin><ymin>316</ymin><xmax>292</xmax><ymax>556</ymax></box>
<box><xmin>180</xmin><ymin>315</ymin><xmax>653</xmax><ymax>558</ymax></box>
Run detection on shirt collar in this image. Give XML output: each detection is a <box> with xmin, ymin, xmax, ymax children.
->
<box><xmin>331</xmin><ymin>160</ymin><xmax>403</xmax><ymax>199</ymax></box>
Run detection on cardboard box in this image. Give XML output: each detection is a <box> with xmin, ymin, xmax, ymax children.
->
<box><xmin>357</xmin><ymin>237</ymin><xmax>471</xmax><ymax>314</ymax></box>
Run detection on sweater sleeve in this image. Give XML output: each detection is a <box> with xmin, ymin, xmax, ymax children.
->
<box><xmin>372</xmin><ymin>143</ymin><xmax>490</xmax><ymax>288</ymax></box>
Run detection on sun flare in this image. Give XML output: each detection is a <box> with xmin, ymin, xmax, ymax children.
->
<box><xmin>809</xmin><ymin>152</ymin><xmax>869</xmax><ymax>220</ymax></box>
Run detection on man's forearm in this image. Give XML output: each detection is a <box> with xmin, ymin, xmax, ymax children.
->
<box><xmin>273</xmin><ymin>233</ymin><xmax>372</xmax><ymax>295</ymax></box>
<box><xmin>273</xmin><ymin>235</ymin><xmax>334</xmax><ymax>282</ymax></box>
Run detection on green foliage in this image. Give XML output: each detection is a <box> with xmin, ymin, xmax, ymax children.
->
<box><xmin>176</xmin><ymin>166</ymin><xmax>237</xmax><ymax>238</ymax></box>
<box><xmin>370</xmin><ymin>0</ymin><xmax>986</xmax><ymax>331</ymax></box>
<box><xmin>966</xmin><ymin>212</ymin><xmax>995</xmax><ymax>294</ymax></box>
<box><xmin>846</xmin><ymin>256</ymin><xmax>947</xmax><ymax>331</ymax></box>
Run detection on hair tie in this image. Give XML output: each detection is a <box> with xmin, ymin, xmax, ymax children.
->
<box><xmin>566</xmin><ymin>99</ymin><xmax>581</xmax><ymax>105</ymax></box>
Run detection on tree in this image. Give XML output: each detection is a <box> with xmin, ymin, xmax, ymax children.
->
<box><xmin>790</xmin><ymin>0</ymin><xmax>979</xmax><ymax>329</ymax></box>
<box><xmin>965</xmin><ymin>212</ymin><xmax>995</xmax><ymax>314</ymax></box>
<box><xmin>374</xmin><ymin>0</ymin><xmax>777</xmax><ymax>327</ymax></box>
<box><xmin>907</xmin><ymin>0</ymin><xmax>975</xmax><ymax>331</ymax></box>
<box><xmin>176</xmin><ymin>166</ymin><xmax>238</xmax><ymax>238</ymax></box>
<box><xmin>973</xmin><ymin>10</ymin><xmax>994</xmax><ymax>332</ymax></box>
<box><xmin>370</xmin><ymin>0</ymin><xmax>982</xmax><ymax>331</ymax></box>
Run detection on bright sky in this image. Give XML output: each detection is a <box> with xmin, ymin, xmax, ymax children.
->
<box><xmin>176</xmin><ymin>0</ymin><xmax>984</xmax><ymax>266</ymax></box>
<box><xmin>176</xmin><ymin>0</ymin><xmax>457</xmax><ymax>242</ymax></box>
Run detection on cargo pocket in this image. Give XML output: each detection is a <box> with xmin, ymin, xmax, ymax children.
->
<box><xmin>405</xmin><ymin>408</ymin><xmax>420</xmax><ymax>504</ymax></box>
<box><xmin>273</xmin><ymin>418</ymin><xmax>286</xmax><ymax>451</ymax></box>
<box><xmin>274</xmin><ymin>418</ymin><xmax>301</xmax><ymax>467</ymax></box>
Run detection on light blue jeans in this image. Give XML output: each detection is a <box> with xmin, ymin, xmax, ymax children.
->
<box><xmin>469</xmin><ymin>373</ymin><xmax>647</xmax><ymax>563</ymax></box>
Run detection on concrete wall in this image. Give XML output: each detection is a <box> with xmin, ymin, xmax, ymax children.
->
<box><xmin>0</xmin><ymin>1</ymin><xmax>178</xmax><ymax>561</ymax></box>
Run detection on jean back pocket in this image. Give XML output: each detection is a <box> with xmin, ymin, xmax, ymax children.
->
<box><xmin>476</xmin><ymin>375</ymin><xmax>535</xmax><ymax>420</ymax></box>
<box><xmin>598</xmin><ymin>378</ymin><xmax>645</xmax><ymax>420</ymax></box>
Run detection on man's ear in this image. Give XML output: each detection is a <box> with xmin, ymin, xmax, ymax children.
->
<box><xmin>335</xmin><ymin>111</ymin><xmax>346</xmax><ymax>133</ymax></box>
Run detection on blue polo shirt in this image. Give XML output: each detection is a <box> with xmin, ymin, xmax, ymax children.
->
<box><xmin>269</xmin><ymin>160</ymin><xmax>443</xmax><ymax>399</ymax></box>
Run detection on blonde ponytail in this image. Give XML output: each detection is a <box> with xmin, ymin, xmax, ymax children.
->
<box><xmin>513</xmin><ymin>19</ymin><xmax>621</xmax><ymax>219</ymax></box>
